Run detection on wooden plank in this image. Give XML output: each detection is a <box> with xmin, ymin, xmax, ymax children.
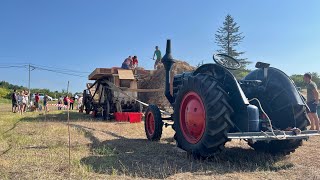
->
<box><xmin>88</xmin><ymin>68</ymin><xmax>113</xmax><ymax>80</ymax></box>
<box><xmin>118</xmin><ymin>69</ymin><xmax>134</xmax><ymax>80</ymax></box>
<box><xmin>119</xmin><ymin>88</ymin><xmax>164</xmax><ymax>92</ymax></box>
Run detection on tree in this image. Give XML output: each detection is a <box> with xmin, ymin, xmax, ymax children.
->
<box><xmin>310</xmin><ymin>72</ymin><xmax>320</xmax><ymax>87</ymax></box>
<box><xmin>290</xmin><ymin>74</ymin><xmax>305</xmax><ymax>88</ymax></box>
<box><xmin>215</xmin><ymin>14</ymin><xmax>250</xmax><ymax>79</ymax></box>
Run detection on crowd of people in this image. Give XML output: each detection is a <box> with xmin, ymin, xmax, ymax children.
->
<box><xmin>121</xmin><ymin>55</ymin><xmax>139</xmax><ymax>70</ymax></box>
<box><xmin>11</xmin><ymin>90</ymin><xmax>83</xmax><ymax>114</ymax></box>
<box><xmin>121</xmin><ymin>46</ymin><xmax>162</xmax><ymax>70</ymax></box>
<box><xmin>11</xmin><ymin>89</ymin><xmax>30</xmax><ymax>115</ymax></box>
<box><xmin>33</xmin><ymin>92</ymin><xmax>48</xmax><ymax>112</ymax></box>
<box><xmin>57</xmin><ymin>95</ymin><xmax>77</xmax><ymax>110</ymax></box>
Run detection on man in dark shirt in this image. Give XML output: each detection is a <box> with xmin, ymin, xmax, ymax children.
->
<box><xmin>11</xmin><ymin>89</ymin><xmax>18</xmax><ymax>113</ymax></box>
<box><xmin>304</xmin><ymin>73</ymin><xmax>319</xmax><ymax>130</ymax></box>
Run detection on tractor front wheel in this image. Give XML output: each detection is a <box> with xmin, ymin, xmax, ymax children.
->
<box><xmin>174</xmin><ymin>73</ymin><xmax>233</xmax><ymax>158</ymax></box>
<box><xmin>145</xmin><ymin>105</ymin><xmax>163</xmax><ymax>141</ymax></box>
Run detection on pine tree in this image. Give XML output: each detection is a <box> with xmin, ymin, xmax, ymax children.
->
<box><xmin>215</xmin><ymin>14</ymin><xmax>249</xmax><ymax>67</ymax></box>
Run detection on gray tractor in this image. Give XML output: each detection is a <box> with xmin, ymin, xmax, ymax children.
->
<box><xmin>144</xmin><ymin>39</ymin><xmax>319</xmax><ymax>157</ymax></box>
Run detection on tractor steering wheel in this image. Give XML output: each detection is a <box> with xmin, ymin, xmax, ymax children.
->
<box><xmin>213</xmin><ymin>54</ymin><xmax>241</xmax><ymax>70</ymax></box>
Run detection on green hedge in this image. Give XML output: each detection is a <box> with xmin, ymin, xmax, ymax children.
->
<box><xmin>0</xmin><ymin>87</ymin><xmax>10</xmax><ymax>99</ymax></box>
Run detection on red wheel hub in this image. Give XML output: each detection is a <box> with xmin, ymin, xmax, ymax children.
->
<box><xmin>180</xmin><ymin>92</ymin><xmax>206</xmax><ymax>144</ymax></box>
<box><xmin>146</xmin><ymin>111</ymin><xmax>155</xmax><ymax>136</ymax></box>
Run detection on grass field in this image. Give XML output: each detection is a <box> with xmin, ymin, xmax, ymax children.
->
<box><xmin>1</xmin><ymin>98</ymin><xmax>320</xmax><ymax>179</ymax></box>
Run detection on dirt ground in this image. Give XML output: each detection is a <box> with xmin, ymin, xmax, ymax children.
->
<box><xmin>1</xmin><ymin>104</ymin><xmax>320</xmax><ymax>179</ymax></box>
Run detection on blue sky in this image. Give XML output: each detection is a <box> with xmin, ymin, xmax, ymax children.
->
<box><xmin>0</xmin><ymin>0</ymin><xmax>319</xmax><ymax>93</ymax></box>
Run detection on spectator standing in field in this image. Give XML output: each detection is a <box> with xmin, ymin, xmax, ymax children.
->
<box><xmin>153</xmin><ymin>46</ymin><xmax>162</xmax><ymax>69</ymax></box>
<box><xmin>19</xmin><ymin>90</ymin><xmax>27</xmax><ymax>115</ymax></box>
<box><xmin>35</xmin><ymin>92</ymin><xmax>40</xmax><ymax>112</ymax></box>
<box><xmin>11</xmin><ymin>89</ymin><xmax>18</xmax><ymax>113</ymax></box>
<box><xmin>43</xmin><ymin>94</ymin><xmax>49</xmax><ymax>112</ymax></box>
<box><xmin>17</xmin><ymin>91</ymin><xmax>23</xmax><ymax>115</ymax></box>
<box><xmin>121</xmin><ymin>56</ymin><xmax>133</xmax><ymax>69</ymax></box>
<box><xmin>24</xmin><ymin>90</ymin><xmax>29</xmax><ymax>112</ymax></box>
<box><xmin>58</xmin><ymin>96</ymin><xmax>62</xmax><ymax>110</ymax></box>
<box><xmin>131</xmin><ymin>56</ymin><xmax>139</xmax><ymax>69</ymax></box>
<box><xmin>23</xmin><ymin>90</ymin><xmax>28</xmax><ymax>112</ymax></box>
<box><xmin>63</xmin><ymin>96</ymin><xmax>68</xmax><ymax>110</ymax></box>
<box><xmin>304</xmin><ymin>73</ymin><xmax>320</xmax><ymax>131</ymax></box>
<box><xmin>77</xmin><ymin>96</ymin><xmax>83</xmax><ymax>110</ymax></box>
<box><xmin>69</xmin><ymin>97</ymin><xmax>75</xmax><ymax>110</ymax></box>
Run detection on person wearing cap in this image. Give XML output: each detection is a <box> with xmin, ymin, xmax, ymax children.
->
<box><xmin>304</xmin><ymin>73</ymin><xmax>319</xmax><ymax>130</ymax></box>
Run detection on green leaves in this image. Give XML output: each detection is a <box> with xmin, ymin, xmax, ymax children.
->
<box><xmin>215</xmin><ymin>14</ymin><xmax>248</xmax><ymax>68</ymax></box>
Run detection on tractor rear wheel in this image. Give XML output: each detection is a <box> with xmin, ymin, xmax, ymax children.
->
<box><xmin>145</xmin><ymin>105</ymin><xmax>163</xmax><ymax>141</ymax></box>
<box><xmin>173</xmin><ymin>74</ymin><xmax>233</xmax><ymax>158</ymax></box>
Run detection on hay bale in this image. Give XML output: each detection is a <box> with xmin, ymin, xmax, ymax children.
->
<box><xmin>138</xmin><ymin>61</ymin><xmax>195</xmax><ymax>110</ymax></box>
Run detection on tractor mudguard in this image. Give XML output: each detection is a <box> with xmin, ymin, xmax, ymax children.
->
<box><xmin>243</xmin><ymin>67</ymin><xmax>305</xmax><ymax>106</ymax></box>
<box><xmin>242</xmin><ymin>67</ymin><xmax>309</xmax><ymax>130</ymax></box>
<box><xmin>193</xmin><ymin>63</ymin><xmax>249</xmax><ymax>107</ymax></box>
<box><xmin>192</xmin><ymin>64</ymin><xmax>260</xmax><ymax>132</ymax></box>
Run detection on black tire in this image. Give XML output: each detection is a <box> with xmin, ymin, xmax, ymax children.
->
<box><xmin>144</xmin><ymin>104</ymin><xmax>163</xmax><ymax>141</ymax></box>
<box><xmin>248</xmin><ymin>139</ymin><xmax>303</xmax><ymax>155</ymax></box>
<box><xmin>102</xmin><ymin>102</ymin><xmax>110</xmax><ymax>120</ymax></box>
<box><xmin>173</xmin><ymin>73</ymin><xmax>233</xmax><ymax>158</ymax></box>
<box><xmin>248</xmin><ymin>105</ymin><xmax>308</xmax><ymax>155</ymax></box>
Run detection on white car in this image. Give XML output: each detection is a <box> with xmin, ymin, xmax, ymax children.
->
<box><xmin>31</xmin><ymin>93</ymin><xmax>53</xmax><ymax>101</ymax></box>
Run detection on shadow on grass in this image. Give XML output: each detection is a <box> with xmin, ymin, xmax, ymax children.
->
<box><xmin>76</xmin><ymin>125</ymin><xmax>293</xmax><ymax>179</ymax></box>
<box><xmin>19</xmin><ymin>111</ymin><xmax>96</xmax><ymax>122</ymax></box>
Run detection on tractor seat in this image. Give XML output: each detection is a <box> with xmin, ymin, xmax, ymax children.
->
<box><xmin>239</xmin><ymin>80</ymin><xmax>263</xmax><ymax>86</ymax></box>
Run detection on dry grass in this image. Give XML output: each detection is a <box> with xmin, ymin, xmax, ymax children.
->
<box><xmin>0</xmin><ymin>103</ymin><xmax>320</xmax><ymax>179</ymax></box>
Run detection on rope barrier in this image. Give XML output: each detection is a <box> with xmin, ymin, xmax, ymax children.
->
<box><xmin>46</xmin><ymin>103</ymin><xmax>68</xmax><ymax>108</ymax></box>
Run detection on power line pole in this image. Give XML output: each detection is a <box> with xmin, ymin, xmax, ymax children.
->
<box><xmin>67</xmin><ymin>81</ymin><xmax>69</xmax><ymax>94</ymax></box>
<box><xmin>28</xmin><ymin>64</ymin><xmax>31</xmax><ymax>101</ymax></box>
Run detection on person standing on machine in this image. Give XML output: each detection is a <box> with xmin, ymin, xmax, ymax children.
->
<box><xmin>153</xmin><ymin>46</ymin><xmax>162</xmax><ymax>69</ymax></box>
<box><xmin>304</xmin><ymin>73</ymin><xmax>319</xmax><ymax>131</ymax></box>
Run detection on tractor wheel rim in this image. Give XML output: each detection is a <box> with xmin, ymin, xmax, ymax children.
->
<box><xmin>180</xmin><ymin>91</ymin><xmax>206</xmax><ymax>144</ymax></box>
<box><xmin>146</xmin><ymin>111</ymin><xmax>155</xmax><ymax>136</ymax></box>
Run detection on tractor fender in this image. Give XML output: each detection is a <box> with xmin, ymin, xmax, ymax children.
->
<box><xmin>243</xmin><ymin>67</ymin><xmax>305</xmax><ymax>106</ymax></box>
<box><xmin>193</xmin><ymin>63</ymin><xmax>249</xmax><ymax>106</ymax></box>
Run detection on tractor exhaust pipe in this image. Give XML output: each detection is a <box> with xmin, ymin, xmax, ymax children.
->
<box><xmin>162</xmin><ymin>39</ymin><xmax>175</xmax><ymax>104</ymax></box>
